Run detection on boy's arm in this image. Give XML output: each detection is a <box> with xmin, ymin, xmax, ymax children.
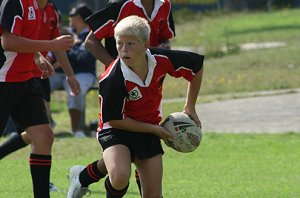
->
<box><xmin>184</xmin><ymin>68</ymin><xmax>203</xmax><ymax>127</ymax></box>
<box><xmin>108</xmin><ymin>117</ymin><xmax>173</xmax><ymax>141</ymax></box>
<box><xmin>34</xmin><ymin>53</ymin><xmax>55</xmax><ymax>79</ymax></box>
<box><xmin>1</xmin><ymin>30</ymin><xmax>73</xmax><ymax>53</ymax></box>
<box><xmin>84</xmin><ymin>31</ymin><xmax>114</xmax><ymax>66</ymax></box>
<box><xmin>53</xmin><ymin>51</ymin><xmax>81</xmax><ymax>96</ymax></box>
<box><xmin>158</xmin><ymin>39</ymin><xmax>171</xmax><ymax>49</ymax></box>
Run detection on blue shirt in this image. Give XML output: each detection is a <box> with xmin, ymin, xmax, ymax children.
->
<box><xmin>57</xmin><ymin>27</ymin><xmax>96</xmax><ymax>76</ymax></box>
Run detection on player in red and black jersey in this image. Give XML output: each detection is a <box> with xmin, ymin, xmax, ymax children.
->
<box><xmin>85</xmin><ymin>0</ymin><xmax>175</xmax><ymax>67</ymax></box>
<box><xmin>67</xmin><ymin>16</ymin><xmax>204</xmax><ymax>198</ymax></box>
<box><xmin>67</xmin><ymin>0</ymin><xmax>176</xmax><ymax>195</ymax></box>
<box><xmin>0</xmin><ymin>0</ymin><xmax>74</xmax><ymax>197</ymax></box>
<box><xmin>0</xmin><ymin>0</ymin><xmax>80</xmax><ymax>159</ymax></box>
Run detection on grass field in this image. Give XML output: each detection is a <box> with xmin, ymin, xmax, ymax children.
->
<box><xmin>1</xmin><ymin>8</ymin><xmax>300</xmax><ymax>197</ymax></box>
<box><xmin>1</xmin><ymin>133</ymin><xmax>300</xmax><ymax>197</ymax></box>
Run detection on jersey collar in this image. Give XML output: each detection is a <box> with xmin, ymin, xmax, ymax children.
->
<box><xmin>120</xmin><ymin>49</ymin><xmax>157</xmax><ymax>87</ymax></box>
<box><xmin>133</xmin><ymin>0</ymin><xmax>165</xmax><ymax>20</ymax></box>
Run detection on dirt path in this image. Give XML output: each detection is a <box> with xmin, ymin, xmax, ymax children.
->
<box><xmin>196</xmin><ymin>89</ymin><xmax>300</xmax><ymax>133</ymax></box>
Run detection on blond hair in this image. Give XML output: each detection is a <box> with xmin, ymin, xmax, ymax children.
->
<box><xmin>114</xmin><ymin>15</ymin><xmax>150</xmax><ymax>43</ymax></box>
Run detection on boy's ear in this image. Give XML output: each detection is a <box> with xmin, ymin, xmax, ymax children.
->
<box><xmin>144</xmin><ymin>41</ymin><xmax>150</xmax><ymax>49</ymax></box>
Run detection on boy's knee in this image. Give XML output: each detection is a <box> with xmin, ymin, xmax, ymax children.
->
<box><xmin>109</xmin><ymin>170</ymin><xmax>130</xmax><ymax>190</ymax></box>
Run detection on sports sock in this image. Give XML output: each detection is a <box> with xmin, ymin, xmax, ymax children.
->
<box><xmin>105</xmin><ymin>177</ymin><xmax>129</xmax><ymax>198</ymax></box>
<box><xmin>29</xmin><ymin>154</ymin><xmax>52</xmax><ymax>198</ymax></box>
<box><xmin>0</xmin><ymin>134</ymin><xmax>28</xmax><ymax>159</ymax></box>
<box><xmin>135</xmin><ymin>169</ymin><xmax>142</xmax><ymax>195</ymax></box>
<box><xmin>79</xmin><ymin>160</ymin><xmax>106</xmax><ymax>187</ymax></box>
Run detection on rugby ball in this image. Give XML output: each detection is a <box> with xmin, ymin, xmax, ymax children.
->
<box><xmin>161</xmin><ymin>112</ymin><xmax>202</xmax><ymax>153</ymax></box>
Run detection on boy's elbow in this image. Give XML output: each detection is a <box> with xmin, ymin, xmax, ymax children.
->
<box><xmin>1</xmin><ymin>38</ymin><xmax>11</xmax><ymax>51</ymax></box>
<box><xmin>84</xmin><ymin>39</ymin><xmax>92</xmax><ymax>51</ymax></box>
<box><xmin>108</xmin><ymin>120</ymin><xmax>122</xmax><ymax>128</ymax></box>
<box><xmin>1</xmin><ymin>32</ymin><xmax>16</xmax><ymax>51</ymax></box>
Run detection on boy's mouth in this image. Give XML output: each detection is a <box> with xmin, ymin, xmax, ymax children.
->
<box><xmin>123</xmin><ymin>55</ymin><xmax>130</xmax><ymax>59</ymax></box>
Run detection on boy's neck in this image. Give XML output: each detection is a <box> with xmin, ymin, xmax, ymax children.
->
<box><xmin>128</xmin><ymin>55</ymin><xmax>149</xmax><ymax>82</ymax></box>
<box><xmin>38</xmin><ymin>0</ymin><xmax>48</xmax><ymax>10</ymax></box>
<box><xmin>141</xmin><ymin>0</ymin><xmax>155</xmax><ymax>18</ymax></box>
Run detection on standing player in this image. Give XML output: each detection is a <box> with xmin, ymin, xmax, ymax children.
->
<box><xmin>67</xmin><ymin>16</ymin><xmax>204</xmax><ymax>198</ymax></box>
<box><xmin>0</xmin><ymin>0</ymin><xmax>80</xmax><ymax>160</ymax></box>
<box><xmin>0</xmin><ymin>0</ymin><xmax>74</xmax><ymax>197</ymax></box>
<box><xmin>84</xmin><ymin>0</ymin><xmax>175</xmax><ymax>67</ymax></box>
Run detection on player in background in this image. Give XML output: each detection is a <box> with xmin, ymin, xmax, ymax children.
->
<box><xmin>49</xmin><ymin>3</ymin><xmax>96</xmax><ymax>137</ymax></box>
<box><xmin>0</xmin><ymin>0</ymin><xmax>74</xmax><ymax>197</ymax></box>
<box><xmin>84</xmin><ymin>0</ymin><xmax>175</xmax><ymax>68</ymax></box>
<box><xmin>67</xmin><ymin>15</ymin><xmax>203</xmax><ymax>198</ymax></box>
<box><xmin>0</xmin><ymin>0</ymin><xmax>80</xmax><ymax>160</ymax></box>
<box><xmin>67</xmin><ymin>0</ymin><xmax>175</xmax><ymax>195</ymax></box>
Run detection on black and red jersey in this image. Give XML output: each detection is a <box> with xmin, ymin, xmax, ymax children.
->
<box><xmin>0</xmin><ymin>0</ymin><xmax>41</xmax><ymax>82</ymax></box>
<box><xmin>98</xmin><ymin>48</ymin><xmax>204</xmax><ymax>131</ymax></box>
<box><xmin>86</xmin><ymin>0</ymin><xmax>175</xmax><ymax>58</ymax></box>
<box><xmin>31</xmin><ymin>1</ymin><xmax>60</xmax><ymax>77</ymax></box>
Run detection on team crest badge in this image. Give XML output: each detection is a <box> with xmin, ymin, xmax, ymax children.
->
<box><xmin>28</xmin><ymin>7</ymin><xmax>36</xmax><ymax>20</ymax></box>
<box><xmin>128</xmin><ymin>87</ymin><xmax>142</xmax><ymax>100</ymax></box>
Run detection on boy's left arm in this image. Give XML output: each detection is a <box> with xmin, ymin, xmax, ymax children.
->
<box><xmin>184</xmin><ymin>67</ymin><xmax>203</xmax><ymax>128</ymax></box>
<box><xmin>34</xmin><ymin>52</ymin><xmax>55</xmax><ymax>79</ymax></box>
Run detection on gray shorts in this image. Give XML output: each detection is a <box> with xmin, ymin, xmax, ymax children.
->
<box><xmin>50</xmin><ymin>72</ymin><xmax>96</xmax><ymax>111</ymax></box>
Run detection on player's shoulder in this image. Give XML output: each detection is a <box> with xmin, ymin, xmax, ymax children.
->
<box><xmin>149</xmin><ymin>47</ymin><xmax>204</xmax><ymax>66</ymax></box>
<box><xmin>1</xmin><ymin>0</ymin><xmax>21</xmax><ymax>8</ymax></box>
<box><xmin>107</xmin><ymin>0</ymin><xmax>128</xmax><ymax>8</ymax></box>
<box><xmin>86</xmin><ymin>0</ymin><xmax>126</xmax><ymax>23</ymax></box>
<box><xmin>47</xmin><ymin>1</ymin><xmax>59</xmax><ymax>11</ymax></box>
<box><xmin>100</xmin><ymin>59</ymin><xmax>123</xmax><ymax>83</ymax></box>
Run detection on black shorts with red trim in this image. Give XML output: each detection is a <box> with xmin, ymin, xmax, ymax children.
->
<box><xmin>98</xmin><ymin>128</ymin><xmax>164</xmax><ymax>160</ymax></box>
<box><xmin>0</xmin><ymin>78</ymin><xmax>49</xmax><ymax>136</ymax></box>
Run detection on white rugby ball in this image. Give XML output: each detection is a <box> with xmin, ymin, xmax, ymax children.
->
<box><xmin>161</xmin><ymin>112</ymin><xmax>202</xmax><ymax>153</ymax></box>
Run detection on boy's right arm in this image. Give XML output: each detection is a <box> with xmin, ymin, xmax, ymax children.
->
<box><xmin>84</xmin><ymin>31</ymin><xmax>114</xmax><ymax>66</ymax></box>
<box><xmin>1</xmin><ymin>30</ymin><xmax>73</xmax><ymax>53</ymax></box>
<box><xmin>108</xmin><ymin>118</ymin><xmax>173</xmax><ymax>141</ymax></box>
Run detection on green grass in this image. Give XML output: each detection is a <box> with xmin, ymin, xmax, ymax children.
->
<box><xmin>2</xmin><ymin>9</ymin><xmax>300</xmax><ymax>197</ymax></box>
<box><xmin>1</xmin><ymin>133</ymin><xmax>300</xmax><ymax>197</ymax></box>
<box><xmin>173</xmin><ymin>9</ymin><xmax>300</xmax><ymax>50</ymax></box>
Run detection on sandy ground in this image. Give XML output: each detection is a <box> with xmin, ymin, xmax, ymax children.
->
<box><xmin>196</xmin><ymin>89</ymin><xmax>300</xmax><ymax>133</ymax></box>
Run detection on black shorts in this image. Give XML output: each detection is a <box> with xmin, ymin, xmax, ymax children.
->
<box><xmin>98</xmin><ymin>128</ymin><xmax>164</xmax><ymax>160</ymax></box>
<box><xmin>0</xmin><ymin>79</ymin><xmax>49</xmax><ymax>136</ymax></box>
<box><xmin>35</xmin><ymin>77</ymin><xmax>51</xmax><ymax>102</ymax></box>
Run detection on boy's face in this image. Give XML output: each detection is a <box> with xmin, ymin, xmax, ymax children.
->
<box><xmin>68</xmin><ymin>15</ymin><xmax>82</xmax><ymax>33</ymax></box>
<box><xmin>116</xmin><ymin>35</ymin><xmax>148</xmax><ymax>65</ymax></box>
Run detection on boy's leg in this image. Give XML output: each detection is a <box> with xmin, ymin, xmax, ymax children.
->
<box><xmin>64</xmin><ymin>73</ymin><xmax>95</xmax><ymax>136</ymax></box>
<box><xmin>0</xmin><ymin>132</ymin><xmax>29</xmax><ymax>159</ymax></box>
<box><xmin>134</xmin><ymin>169</ymin><xmax>142</xmax><ymax>195</ymax></box>
<box><xmin>134</xmin><ymin>154</ymin><xmax>163</xmax><ymax>198</ymax></box>
<box><xmin>79</xmin><ymin>160</ymin><xmax>106</xmax><ymax>186</ymax></box>
<box><xmin>26</xmin><ymin>124</ymin><xmax>54</xmax><ymax>198</ymax></box>
<box><xmin>67</xmin><ymin>159</ymin><xmax>107</xmax><ymax>197</ymax></box>
<box><xmin>103</xmin><ymin>144</ymin><xmax>131</xmax><ymax>197</ymax></box>
<box><xmin>14</xmin><ymin>80</ymin><xmax>54</xmax><ymax>198</ymax></box>
<box><xmin>105</xmin><ymin>177</ymin><xmax>129</xmax><ymax>198</ymax></box>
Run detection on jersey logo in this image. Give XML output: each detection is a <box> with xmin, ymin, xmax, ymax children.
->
<box><xmin>128</xmin><ymin>87</ymin><xmax>142</xmax><ymax>101</ymax></box>
<box><xmin>28</xmin><ymin>7</ymin><xmax>36</xmax><ymax>20</ymax></box>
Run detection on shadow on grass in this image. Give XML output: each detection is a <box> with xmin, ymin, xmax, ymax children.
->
<box><xmin>90</xmin><ymin>190</ymin><xmax>140</xmax><ymax>196</ymax></box>
<box><xmin>54</xmin><ymin>132</ymin><xmax>74</xmax><ymax>138</ymax></box>
<box><xmin>225</xmin><ymin>25</ymin><xmax>300</xmax><ymax>35</ymax></box>
<box><xmin>54</xmin><ymin>131</ymin><xmax>96</xmax><ymax>139</ymax></box>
